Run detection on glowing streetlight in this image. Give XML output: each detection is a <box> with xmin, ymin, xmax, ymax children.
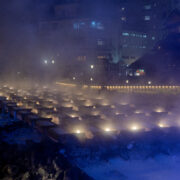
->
<box><xmin>44</xmin><ymin>60</ymin><xmax>48</xmax><ymax>64</ymax></box>
<box><xmin>126</xmin><ymin>80</ymin><xmax>129</xmax><ymax>84</ymax></box>
<box><xmin>148</xmin><ymin>81</ymin><xmax>152</xmax><ymax>85</ymax></box>
<box><xmin>73</xmin><ymin>77</ymin><xmax>76</xmax><ymax>80</ymax></box>
<box><xmin>52</xmin><ymin>60</ymin><xmax>55</xmax><ymax>64</ymax></box>
<box><xmin>90</xmin><ymin>77</ymin><xmax>93</xmax><ymax>81</ymax></box>
<box><xmin>90</xmin><ymin>65</ymin><xmax>94</xmax><ymax>69</ymax></box>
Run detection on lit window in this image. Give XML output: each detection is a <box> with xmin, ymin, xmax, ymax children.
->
<box><xmin>135</xmin><ymin>34</ymin><xmax>142</xmax><ymax>38</ymax></box>
<box><xmin>144</xmin><ymin>5</ymin><xmax>151</xmax><ymax>10</ymax></box>
<box><xmin>122</xmin><ymin>32</ymin><xmax>129</xmax><ymax>36</ymax></box>
<box><xmin>97</xmin><ymin>39</ymin><xmax>104</xmax><ymax>46</ymax></box>
<box><xmin>97</xmin><ymin>22</ymin><xmax>104</xmax><ymax>30</ymax></box>
<box><xmin>91</xmin><ymin>21</ymin><xmax>96</xmax><ymax>26</ymax></box>
<box><xmin>73</xmin><ymin>22</ymin><xmax>85</xmax><ymax>30</ymax></box>
<box><xmin>77</xmin><ymin>56</ymin><xmax>86</xmax><ymax>61</ymax></box>
<box><xmin>90</xmin><ymin>21</ymin><xmax>104</xmax><ymax>30</ymax></box>
<box><xmin>123</xmin><ymin>44</ymin><xmax>128</xmax><ymax>48</ymax></box>
<box><xmin>144</xmin><ymin>16</ymin><xmax>151</xmax><ymax>21</ymax></box>
<box><xmin>143</xmin><ymin>34</ymin><xmax>147</xmax><ymax>38</ymax></box>
<box><xmin>135</xmin><ymin>69</ymin><xmax>145</xmax><ymax>76</ymax></box>
<box><xmin>80</xmin><ymin>22</ymin><xmax>85</xmax><ymax>25</ymax></box>
<box><xmin>121</xmin><ymin>17</ymin><xmax>126</xmax><ymax>21</ymax></box>
<box><xmin>73</xmin><ymin>23</ymin><xmax>79</xmax><ymax>29</ymax></box>
<box><xmin>97</xmin><ymin>56</ymin><xmax>108</xmax><ymax>60</ymax></box>
<box><xmin>135</xmin><ymin>72</ymin><xmax>140</xmax><ymax>76</ymax></box>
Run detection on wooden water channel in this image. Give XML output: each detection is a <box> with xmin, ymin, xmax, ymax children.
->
<box><xmin>0</xmin><ymin>96</ymin><xmax>68</xmax><ymax>143</ymax></box>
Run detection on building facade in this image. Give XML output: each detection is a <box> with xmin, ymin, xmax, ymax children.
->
<box><xmin>38</xmin><ymin>0</ymin><xmax>177</xmax><ymax>82</ymax></box>
<box><xmin>117</xmin><ymin>0</ymin><xmax>177</xmax><ymax>65</ymax></box>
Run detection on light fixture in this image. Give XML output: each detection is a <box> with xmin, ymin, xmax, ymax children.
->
<box><xmin>130</xmin><ymin>124</ymin><xmax>140</xmax><ymax>131</ymax></box>
<box><xmin>105</xmin><ymin>128</ymin><xmax>111</xmax><ymax>132</ymax></box>
<box><xmin>90</xmin><ymin>65</ymin><xmax>94</xmax><ymax>69</ymax></box>
<box><xmin>76</xmin><ymin>130</ymin><xmax>81</xmax><ymax>134</ymax></box>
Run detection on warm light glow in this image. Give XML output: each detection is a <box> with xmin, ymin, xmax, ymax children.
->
<box><xmin>130</xmin><ymin>124</ymin><xmax>140</xmax><ymax>131</ymax></box>
<box><xmin>148</xmin><ymin>81</ymin><xmax>152</xmax><ymax>85</ymax></box>
<box><xmin>158</xmin><ymin>123</ymin><xmax>169</xmax><ymax>128</ymax></box>
<box><xmin>155</xmin><ymin>107</ymin><xmax>165</xmax><ymax>113</ymax></box>
<box><xmin>134</xmin><ymin>110</ymin><xmax>142</xmax><ymax>114</ymax></box>
<box><xmin>17</xmin><ymin>102</ymin><xmax>23</xmax><ymax>107</ymax></box>
<box><xmin>32</xmin><ymin>108</ymin><xmax>38</xmax><ymax>114</ymax></box>
<box><xmin>90</xmin><ymin>65</ymin><xmax>94</xmax><ymax>69</ymax></box>
<box><xmin>105</xmin><ymin>128</ymin><xmax>111</xmax><ymax>132</ymax></box>
<box><xmin>36</xmin><ymin>101</ymin><xmax>40</xmax><ymax>105</ymax></box>
<box><xmin>76</xmin><ymin>130</ymin><xmax>81</xmax><ymax>134</ymax></box>
<box><xmin>73</xmin><ymin>77</ymin><xmax>76</xmax><ymax>80</ymax></box>
<box><xmin>90</xmin><ymin>77</ymin><xmax>93</xmax><ymax>81</ymax></box>
<box><xmin>52</xmin><ymin>60</ymin><xmax>55</xmax><ymax>64</ymax></box>
<box><xmin>158</xmin><ymin>123</ymin><xmax>164</xmax><ymax>128</ymax></box>
<box><xmin>131</xmin><ymin>126</ymin><xmax>138</xmax><ymax>131</ymax></box>
<box><xmin>126</xmin><ymin>80</ymin><xmax>129</xmax><ymax>84</ymax></box>
<box><xmin>56</xmin><ymin>82</ymin><xmax>77</xmax><ymax>87</ymax></box>
<box><xmin>111</xmin><ymin>105</ymin><xmax>115</xmax><ymax>109</ymax></box>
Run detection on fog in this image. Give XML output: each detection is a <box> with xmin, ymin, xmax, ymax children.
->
<box><xmin>0</xmin><ymin>0</ymin><xmax>119</xmax><ymax>83</ymax></box>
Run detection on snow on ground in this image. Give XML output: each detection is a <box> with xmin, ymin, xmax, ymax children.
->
<box><xmin>83</xmin><ymin>155</ymin><xmax>180</xmax><ymax>180</ymax></box>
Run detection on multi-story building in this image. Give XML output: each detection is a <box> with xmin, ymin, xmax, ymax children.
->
<box><xmin>129</xmin><ymin>8</ymin><xmax>180</xmax><ymax>83</ymax></box>
<box><xmin>117</xmin><ymin>0</ymin><xmax>177</xmax><ymax>65</ymax></box>
<box><xmin>38</xmin><ymin>0</ymin><xmax>119</xmax><ymax>82</ymax></box>
<box><xmin>38</xmin><ymin>0</ymin><xmax>177</xmax><ymax>82</ymax></box>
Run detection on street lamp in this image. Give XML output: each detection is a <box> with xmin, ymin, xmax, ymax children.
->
<box><xmin>90</xmin><ymin>77</ymin><xmax>93</xmax><ymax>81</ymax></box>
<box><xmin>44</xmin><ymin>60</ymin><xmax>48</xmax><ymax>64</ymax></box>
<box><xmin>52</xmin><ymin>60</ymin><xmax>55</xmax><ymax>64</ymax></box>
<box><xmin>126</xmin><ymin>80</ymin><xmax>129</xmax><ymax>84</ymax></box>
<box><xmin>90</xmin><ymin>65</ymin><xmax>94</xmax><ymax>69</ymax></box>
